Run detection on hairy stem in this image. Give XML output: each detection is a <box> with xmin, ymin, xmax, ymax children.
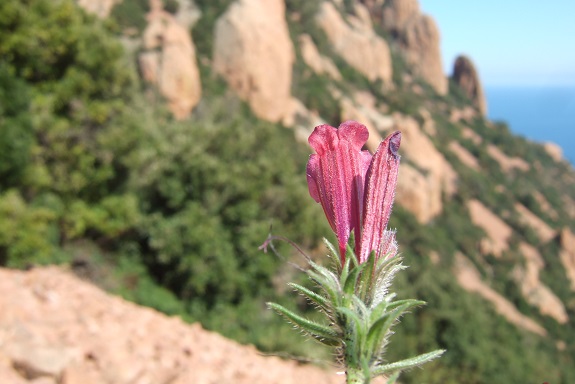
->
<box><xmin>346</xmin><ymin>366</ymin><xmax>368</xmax><ymax>384</ymax></box>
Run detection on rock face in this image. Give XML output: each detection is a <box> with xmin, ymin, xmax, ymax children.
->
<box><xmin>381</xmin><ymin>0</ymin><xmax>447</xmax><ymax>94</ymax></box>
<box><xmin>381</xmin><ymin>0</ymin><xmax>419</xmax><ymax>32</ymax></box>
<box><xmin>315</xmin><ymin>1</ymin><xmax>392</xmax><ymax>84</ymax></box>
<box><xmin>213</xmin><ymin>0</ymin><xmax>294</xmax><ymax>122</ymax></box>
<box><xmin>358</xmin><ymin>0</ymin><xmax>385</xmax><ymax>21</ymax></box>
<box><xmin>299</xmin><ymin>34</ymin><xmax>342</xmax><ymax>81</ymax></box>
<box><xmin>76</xmin><ymin>0</ymin><xmax>120</xmax><ymax>18</ymax></box>
<box><xmin>0</xmin><ymin>267</ymin><xmax>348</xmax><ymax>384</ymax></box>
<box><xmin>389</xmin><ymin>114</ymin><xmax>457</xmax><ymax>223</ymax></box>
<box><xmin>486</xmin><ymin>144</ymin><xmax>530</xmax><ymax>173</ymax></box>
<box><xmin>513</xmin><ymin>243</ymin><xmax>568</xmax><ymax>324</ymax></box>
<box><xmin>514</xmin><ymin>203</ymin><xmax>556</xmax><ymax>243</ymax></box>
<box><xmin>560</xmin><ymin>228</ymin><xmax>575</xmax><ymax>291</ymax></box>
<box><xmin>467</xmin><ymin>199</ymin><xmax>512</xmax><ymax>257</ymax></box>
<box><xmin>543</xmin><ymin>142</ymin><xmax>563</xmax><ymax>162</ymax></box>
<box><xmin>448</xmin><ymin>141</ymin><xmax>480</xmax><ymax>170</ymax></box>
<box><xmin>139</xmin><ymin>2</ymin><xmax>202</xmax><ymax>119</ymax></box>
<box><xmin>452</xmin><ymin>55</ymin><xmax>487</xmax><ymax>115</ymax></box>
<box><xmin>454</xmin><ymin>253</ymin><xmax>547</xmax><ymax>336</ymax></box>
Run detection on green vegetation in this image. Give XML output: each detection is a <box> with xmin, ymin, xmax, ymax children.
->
<box><xmin>1</xmin><ymin>1</ymin><xmax>575</xmax><ymax>383</ymax></box>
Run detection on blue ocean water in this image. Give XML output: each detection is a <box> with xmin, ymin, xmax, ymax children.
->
<box><xmin>485</xmin><ymin>85</ymin><xmax>575</xmax><ymax>165</ymax></box>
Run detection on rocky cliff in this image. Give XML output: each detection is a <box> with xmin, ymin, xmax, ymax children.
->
<box><xmin>452</xmin><ymin>55</ymin><xmax>487</xmax><ymax>115</ymax></box>
<box><xmin>139</xmin><ymin>0</ymin><xmax>202</xmax><ymax>119</ymax></box>
<box><xmin>380</xmin><ymin>0</ymin><xmax>447</xmax><ymax>95</ymax></box>
<box><xmin>74</xmin><ymin>0</ymin><xmax>574</xmax><ymax>338</ymax></box>
<box><xmin>213</xmin><ymin>0</ymin><xmax>295</xmax><ymax>123</ymax></box>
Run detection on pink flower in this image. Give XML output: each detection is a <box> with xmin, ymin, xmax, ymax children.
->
<box><xmin>306</xmin><ymin>121</ymin><xmax>401</xmax><ymax>264</ymax></box>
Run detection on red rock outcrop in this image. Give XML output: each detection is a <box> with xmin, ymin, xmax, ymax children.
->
<box><xmin>543</xmin><ymin>142</ymin><xmax>564</xmax><ymax>162</ymax></box>
<box><xmin>513</xmin><ymin>243</ymin><xmax>568</xmax><ymax>324</ymax></box>
<box><xmin>315</xmin><ymin>1</ymin><xmax>392</xmax><ymax>84</ymax></box>
<box><xmin>486</xmin><ymin>144</ymin><xmax>530</xmax><ymax>173</ymax></box>
<box><xmin>453</xmin><ymin>253</ymin><xmax>547</xmax><ymax>336</ymax></box>
<box><xmin>213</xmin><ymin>0</ymin><xmax>294</xmax><ymax>122</ymax></box>
<box><xmin>461</xmin><ymin>126</ymin><xmax>483</xmax><ymax>144</ymax></box>
<box><xmin>448</xmin><ymin>141</ymin><xmax>480</xmax><ymax>170</ymax></box>
<box><xmin>467</xmin><ymin>200</ymin><xmax>512</xmax><ymax>257</ymax></box>
<box><xmin>532</xmin><ymin>191</ymin><xmax>559</xmax><ymax>220</ymax></box>
<box><xmin>514</xmin><ymin>203</ymin><xmax>556</xmax><ymax>243</ymax></box>
<box><xmin>452</xmin><ymin>55</ymin><xmax>487</xmax><ymax>116</ymax></box>
<box><xmin>299</xmin><ymin>34</ymin><xmax>342</xmax><ymax>81</ymax></box>
<box><xmin>139</xmin><ymin>1</ymin><xmax>202</xmax><ymax>119</ymax></box>
<box><xmin>358</xmin><ymin>0</ymin><xmax>385</xmax><ymax>22</ymax></box>
<box><xmin>381</xmin><ymin>0</ymin><xmax>419</xmax><ymax>32</ymax></box>
<box><xmin>381</xmin><ymin>0</ymin><xmax>447</xmax><ymax>94</ymax></box>
<box><xmin>560</xmin><ymin>228</ymin><xmax>575</xmax><ymax>290</ymax></box>
<box><xmin>0</xmin><ymin>267</ymin><xmax>350</xmax><ymax>384</ymax></box>
<box><xmin>449</xmin><ymin>106</ymin><xmax>478</xmax><ymax>123</ymax></box>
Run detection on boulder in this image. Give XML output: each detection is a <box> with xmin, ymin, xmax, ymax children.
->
<box><xmin>213</xmin><ymin>0</ymin><xmax>294</xmax><ymax>122</ymax></box>
<box><xmin>543</xmin><ymin>142</ymin><xmax>563</xmax><ymax>162</ymax></box>
<box><xmin>316</xmin><ymin>2</ymin><xmax>392</xmax><ymax>84</ymax></box>
<box><xmin>452</xmin><ymin>55</ymin><xmax>487</xmax><ymax>115</ymax></box>
<box><xmin>381</xmin><ymin>0</ymin><xmax>419</xmax><ymax>34</ymax></box>
<box><xmin>381</xmin><ymin>0</ymin><xmax>447</xmax><ymax>94</ymax></box>
<box><xmin>0</xmin><ymin>267</ymin><xmax>354</xmax><ymax>383</ymax></box>
<box><xmin>401</xmin><ymin>14</ymin><xmax>447</xmax><ymax>94</ymax></box>
<box><xmin>139</xmin><ymin>3</ymin><xmax>202</xmax><ymax>119</ymax></box>
<box><xmin>358</xmin><ymin>0</ymin><xmax>385</xmax><ymax>22</ymax></box>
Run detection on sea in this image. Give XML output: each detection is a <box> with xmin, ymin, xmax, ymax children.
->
<box><xmin>485</xmin><ymin>85</ymin><xmax>575</xmax><ymax>166</ymax></box>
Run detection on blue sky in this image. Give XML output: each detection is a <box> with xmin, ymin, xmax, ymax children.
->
<box><xmin>419</xmin><ymin>1</ymin><xmax>575</xmax><ymax>86</ymax></box>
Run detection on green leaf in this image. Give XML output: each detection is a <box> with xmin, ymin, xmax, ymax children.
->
<box><xmin>358</xmin><ymin>251</ymin><xmax>377</xmax><ymax>301</ymax></box>
<box><xmin>339</xmin><ymin>256</ymin><xmax>352</xmax><ymax>289</ymax></box>
<box><xmin>288</xmin><ymin>282</ymin><xmax>329</xmax><ymax>309</ymax></box>
<box><xmin>267</xmin><ymin>302</ymin><xmax>340</xmax><ymax>346</ymax></box>
<box><xmin>309</xmin><ymin>259</ymin><xmax>340</xmax><ymax>287</ymax></box>
<box><xmin>306</xmin><ymin>269</ymin><xmax>340</xmax><ymax>306</ymax></box>
<box><xmin>384</xmin><ymin>299</ymin><xmax>426</xmax><ymax>313</ymax></box>
<box><xmin>372</xmin><ymin>350</ymin><xmax>446</xmax><ymax>376</ymax></box>
<box><xmin>365</xmin><ymin>303</ymin><xmax>413</xmax><ymax>357</ymax></box>
<box><xmin>323</xmin><ymin>238</ymin><xmax>341</xmax><ymax>268</ymax></box>
<box><xmin>345</xmin><ymin>240</ymin><xmax>359</xmax><ymax>268</ymax></box>
<box><xmin>343</xmin><ymin>262</ymin><xmax>365</xmax><ymax>296</ymax></box>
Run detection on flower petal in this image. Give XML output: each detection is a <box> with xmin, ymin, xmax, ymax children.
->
<box><xmin>306</xmin><ymin>122</ymin><xmax>371</xmax><ymax>261</ymax></box>
<box><xmin>308</xmin><ymin>124</ymin><xmax>339</xmax><ymax>156</ymax></box>
<box><xmin>359</xmin><ymin>131</ymin><xmax>401</xmax><ymax>263</ymax></box>
<box><xmin>337</xmin><ymin>121</ymin><xmax>370</xmax><ymax>151</ymax></box>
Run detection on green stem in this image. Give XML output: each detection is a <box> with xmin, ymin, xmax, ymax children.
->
<box><xmin>344</xmin><ymin>328</ymin><xmax>370</xmax><ymax>384</ymax></box>
<box><xmin>346</xmin><ymin>366</ymin><xmax>369</xmax><ymax>384</ymax></box>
